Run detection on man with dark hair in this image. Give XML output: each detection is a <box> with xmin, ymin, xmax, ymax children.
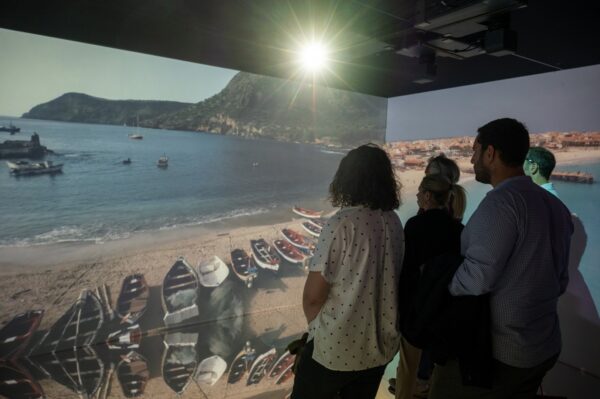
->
<box><xmin>524</xmin><ymin>146</ymin><xmax>559</xmax><ymax>197</ymax></box>
<box><xmin>429</xmin><ymin>118</ymin><xmax>573</xmax><ymax>398</ymax></box>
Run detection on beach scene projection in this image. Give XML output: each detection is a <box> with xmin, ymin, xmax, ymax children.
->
<box><xmin>0</xmin><ymin>29</ymin><xmax>386</xmax><ymax>398</ymax></box>
<box><xmin>385</xmin><ymin>64</ymin><xmax>600</xmax><ymax>398</ymax></box>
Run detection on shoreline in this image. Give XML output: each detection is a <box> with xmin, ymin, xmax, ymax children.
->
<box><xmin>0</xmin><ymin>148</ymin><xmax>598</xmax><ymax>275</ymax></box>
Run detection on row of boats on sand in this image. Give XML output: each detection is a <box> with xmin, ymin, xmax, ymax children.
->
<box><xmin>0</xmin><ymin>206</ymin><xmax>326</xmax><ymax>398</ymax></box>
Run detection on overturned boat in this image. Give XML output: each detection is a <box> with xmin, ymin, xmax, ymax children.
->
<box><xmin>0</xmin><ymin>310</ymin><xmax>43</xmax><ymax>362</ymax></box>
<box><xmin>162</xmin><ymin>332</ymin><xmax>198</xmax><ymax>395</ymax></box>
<box><xmin>292</xmin><ymin>206</ymin><xmax>323</xmax><ymax>219</ymax></box>
<box><xmin>194</xmin><ymin>355</ymin><xmax>227</xmax><ymax>386</ymax></box>
<box><xmin>117</xmin><ymin>351</ymin><xmax>149</xmax><ymax>398</ymax></box>
<box><xmin>197</xmin><ymin>256</ymin><xmax>230</xmax><ymax>287</ymax></box>
<box><xmin>275</xmin><ymin>363</ymin><xmax>295</xmax><ymax>385</ymax></box>
<box><xmin>250</xmin><ymin>239</ymin><xmax>280</xmax><ymax>272</ymax></box>
<box><xmin>230</xmin><ymin>248</ymin><xmax>258</xmax><ymax>288</ymax></box>
<box><xmin>116</xmin><ymin>273</ymin><xmax>149</xmax><ymax>324</ymax></box>
<box><xmin>162</xmin><ymin>257</ymin><xmax>200</xmax><ymax>326</ymax></box>
<box><xmin>273</xmin><ymin>239</ymin><xmax>306</xmax><ymax>264</ymax></box>
<box><xmin>247</xmin><ymin>347</ymin><xmax>277</xmax><ymax>386</ymax></box>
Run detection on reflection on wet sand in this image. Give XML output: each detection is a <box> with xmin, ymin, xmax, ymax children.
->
<box><xmin>0</xmin><ymin>214</ymin><xmax>322</xmax><ymax>398</ymax></box>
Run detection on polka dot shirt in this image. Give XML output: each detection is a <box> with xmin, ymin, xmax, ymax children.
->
<box><xmin>307</xmin><ymin>206</ymin><xmax>404</xmax><ymax>371</ymax></box>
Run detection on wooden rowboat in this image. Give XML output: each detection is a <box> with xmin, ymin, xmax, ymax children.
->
<box><xmin>281</xmin><ymin>228</ymin><xmax>312</xmax><ymax>250</ymax></box>
<box><xmin>162</xmin><ymin>257</ymin><xmax>200</xmax><ymax>326</ymax></box>
<box><xmin>230</xmin><ymin>248</ymin><xmax>258</xmax><ymax>288</ymax></box>
<box><xmin>247</xmin><ymin>347</ymin><xmax>277</xmax><ymax>386</ymax></box>
<box><xmin>116</xmin><ymin>274</ymin><xmax>149</xmax><ymax>324</ymax></box>
<box><xmin>250</xmin><ymin>239</ymin><xmax>280</xmax><ymax>272</ymax></box>
<box><xmin>0</xmin><ymin>310</ymin><xmax>43</xmax><ymax>362</ymax></box>
<box><xmin>273</xmin><ymin>240</ymin><xmax>305</xmax><ymax>264</ymax></box>
<box><xmin>117</xmin><ymin>351</ymin><xmax>149</xmax><ymax>398</ymax></box>
<box><xmin>292</xmin><ymin>206</ymin><xmax>323</xmax><ymax>219</ymax></box>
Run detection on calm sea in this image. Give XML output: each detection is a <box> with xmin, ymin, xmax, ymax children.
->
<box><xmin>0</xmin><ymin>118</ymin><xmax>344</xmax><ymax>246</ymax></box>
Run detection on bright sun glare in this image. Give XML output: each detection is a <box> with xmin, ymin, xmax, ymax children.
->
<box><xmin>299</xmin><ymin>42</ymin><xmax>328</xmax><ymax>72</ymax></box>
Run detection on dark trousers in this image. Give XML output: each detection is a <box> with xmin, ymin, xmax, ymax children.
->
<box><xmin>429</xmin><ymin>354</ymin><xmax>559</xmax><ymax>399</ymax></box>
<box><xmin>291</xmin><ymin>340</ymin><xmax>387</xmax><ymax>399</ymax></box>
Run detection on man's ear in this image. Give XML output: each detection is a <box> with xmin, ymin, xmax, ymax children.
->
<box><xmin>485</xmin><ymin>144</ymin><xmax>496</xmax><ymax>162</ymax></box>
<box><xmin>530</xmin><ymin>162</ymin><xmax>539</xmax><ymax>175</ymax></box>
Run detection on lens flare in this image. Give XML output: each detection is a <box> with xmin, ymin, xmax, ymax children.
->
<box><xmin>299</xmin><ymin>42</ymin><xmax>328</xmax><ymax>72</ymax></box>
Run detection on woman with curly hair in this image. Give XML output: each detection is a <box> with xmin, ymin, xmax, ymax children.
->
<box><xmin>291</xmin><ymin>144</ymin><xmax>405</xmax><ymax>399</ymax></box>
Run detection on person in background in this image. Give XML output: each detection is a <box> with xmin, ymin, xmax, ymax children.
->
<box><xmin>524</xmin><ymin>146</ymin><xmax>560</xmax><ymax>197</ymax></box>
<box><xmin>425</xmin><ymin>154</ymin><xmax>465</xmax><ymax>220</ymax></box>
<box><xmin>394</xmin><ymin>174</ymin><xmax>466</xmax><ymax>399</ymax></box>
<box><xmin>389</xmin><ymin>153</ymin><xmax>465</xmax><ymax>397</ymax></box>
<box><xmin>425</xmin><ymin>153</ymin><xmax>461</xmax><ymax>184</ymax></box>
<box><xmin>429</xmin><ymin>118</ymin><xmax>573</xmax><ymax>398</ymax></box>
<box><xmin>291</xmin><ymin>144</ymin><xmax>404</xmax><ymax>399</ymax></box>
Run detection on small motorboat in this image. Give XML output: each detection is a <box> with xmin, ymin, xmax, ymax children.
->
<box><xmin>273</xmin><ymin>239</ymin><xmax>305</xmax><ymax>264</ymax></box>
<box><xmin>128</xmin><ymin>134</ymin><xmax>143</xmax><ymax>140</ymax></box>
<box><xmin>268</xmin><ymin>350</ymin><xmax>296</xmax><ymax>379</ymax></box>
<box><xmin>161</xmin><ymin>257</ymin><xmax>200</xmax><ymax>326</ymax></box>
<box><xmin>247</xmin><ymin>347</ymin><xmax>277</xmax><ymax>386</ymax></box>
<box><xmin>157</xmin><ymin>154</ymin><xmax>168</xmax><ymax>168</ymax></box>
<box><xmin>230</xmin><ymin>248</ymin><xmax>258</xmax><ymax>288</ymax></box>
<box><xmin>122</xmin><ymin>158</ymin><xmax>132</xmax><ymax>164</ymax></box>
<box><xmin>250</xmin><ymin>239</ymin><xmax>280</xmax><ymax>272</ymax></box>
<box><xmin>197</xmin><ymin>256</ymin><xmax>230</xmax><ymax>287</ymax></box>
<box><xmin>116</xmin><ymin>273</ymin><xmax>149</xmax><ymax>324</ymax></box>
<box><xmin>0</xmin><ymin>123</ymin><xmax>20</xmax><ymax>134</ymax></box>
<box><xmin>194</xmin><ymin>355</ymin><xmax>227</xmax><ymax>386</ymax></box>
<box><xmin>281</xmin><ymin>228</ymin><xmax>313</xmax><ymax>250</ymax></box>
<box><xmin>292</xmin><ymin>206</ymin><xmax>323</xmax><ymax>219</ymax></box>
<box><xmin>106</xmin><ymin>323</ymin><xmax>142</xmax><ymax>351</ymax></box>
<box><xmin>6</xmin><ymin>160</ymin><xmax>63</xmax><ymax>176</ymax></box>
<box><xmin>0</xmin><ymin>310</ymin><xmax>43</xmax><ymax>362</ymax></box>
<box><xmin>227</xmin><ymin>341</ymin><xmax>256</xmax><ymax>385</ymax></box>
<box><xmin>116</xmin><ymin>351</ymin><xmax>149</xmax><ymax>398</ymax></box>
<box><xmin>301</xmin><ymin>221</ymin><xmax>321</xmax><ymax>237</ymax></box>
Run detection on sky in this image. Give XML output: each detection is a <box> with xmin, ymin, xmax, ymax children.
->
<box><xmin>0</xmin><ymin>28</ymin><xmax>239</xmax><ymax>117</ymax></box>
<box><xmin>386</xmin><ymin>64</ymin><xmax>600</xmax><ymax>141</ymax></box>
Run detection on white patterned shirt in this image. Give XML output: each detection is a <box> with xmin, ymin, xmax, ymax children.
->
<box><xmin>307</xmin><ymin>206</ymin><xmax>404</xmax><ymax>371</ymax></box>
<box><xmin>450</xmin><ymin>176</ymin><xmax>573</xmax><ymax>367</ymax></box>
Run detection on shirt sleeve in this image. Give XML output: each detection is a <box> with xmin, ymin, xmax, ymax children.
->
<box><xmin>308</xmin><ymin>215</ymin><xmax>348</xmax><ymax>284</ymax></box>
<box><xmin>449</xmin><ymin>194</ymin><xmax>518</xmax><ymax>296</ymax></box>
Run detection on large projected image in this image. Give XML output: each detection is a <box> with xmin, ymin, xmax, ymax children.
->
<box><xmin>384</xmin><ymin>64</ymin><xmax>600</xmax><ymax>396</ymax></box>
<box><xmin>0</xmin><ymin>29</ymin><xmax>386</xmax><ymax>398</ymax></box>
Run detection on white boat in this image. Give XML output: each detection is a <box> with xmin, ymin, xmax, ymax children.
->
<box><xmin>194</xmin><ymin>355</ymin><xmax>227</xmax><ymax>386</ymax></box>
<box><xmin>292</xmin><ymin>206</ymin><xmax>323</xmax><ymax>219</ymax></box>
<box><xmin>157</xmin><ymin>154</ymin><xmax>168</xmax><ymax>167</ymax></box>
<box><xmin>197</xmin><ymin>256</ymin><xmax>230</xmax><ymax>287</ymax></box>
<box><xmin>250</xmin><ymin>239</ymin><xmax>280</xmax><ymax>272</ymax></box>
<box><xmin>128</xmin><ymin>134</ymin><xmax>143</xmax><ymax>140</ymax></box>
<box><xmin>6</xmin><ymin>160</ymin><xmax>63</xmax><ymax>176</ymax></box>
